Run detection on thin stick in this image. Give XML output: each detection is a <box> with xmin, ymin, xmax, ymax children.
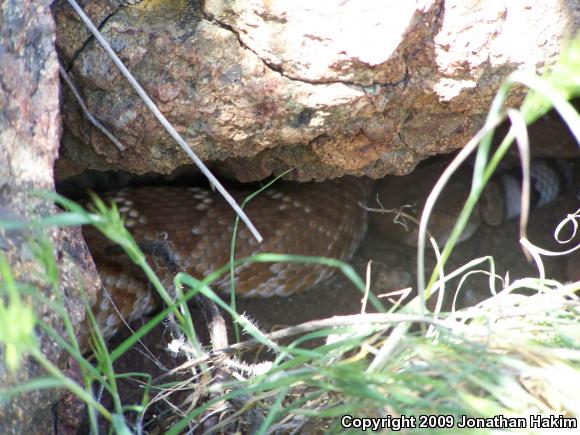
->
<box><xmin>59</xmin><ymin>64</ymin><xmax>126</xmax><ymax>152</ymax></box>
<box><xmin>65</xmin><ymin>0</ymin><xmax>263</xmax><ymax>243</ymax></box>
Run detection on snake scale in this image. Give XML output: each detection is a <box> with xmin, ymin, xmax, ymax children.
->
<box><xmin>82</xmin><ymin>160</ymin><xmax>568</xmax><ymax>339</ymax></box>
<box><xmin>83</xmin><ymin>177</ymin><xmax>370</xmax><ymax>339</ymax></box>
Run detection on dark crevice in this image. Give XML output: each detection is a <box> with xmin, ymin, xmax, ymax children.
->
<box><xmin>399</xmin><ymin>64</ymin><xmax>411</xmax><ymax>91</ymax></box>
<box><xmin>67</xmin><ymin>6</ymin><xmax>122</xmax><ymax>70</ymax></box>
<box><xmin>397</xmin><ymin>131</ymin><xmax>409</xmax><ymax>148</ymax></box>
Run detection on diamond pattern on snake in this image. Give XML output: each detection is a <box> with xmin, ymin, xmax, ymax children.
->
<box><xmin>82</xmin><ymin>159</ymin><xmax>569</xmax><ymax>339</ymax></box>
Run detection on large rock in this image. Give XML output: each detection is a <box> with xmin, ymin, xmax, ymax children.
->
<box><xmin>0</xmin><ymin>1</ymin><xmax>100</xmax><ymax>432</ymax></box>
<box><xmin>54</xmin><ymin>0</ymin><xmax>579</xmax><ymax>181</ymax></box>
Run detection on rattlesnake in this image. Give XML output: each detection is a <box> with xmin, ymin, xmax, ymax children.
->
<box><xmin>83</xmin><ymin>177</ymin><xmax>370</xmax><ymax>339</ymax></box>
<box><xmin>371</xmin><ymin>159</ymin><xmax>571</xmax><ymax>246</ymax></box>
<box><xmin>82</xmin><ymin>160</ymin><xmax>569</xmax><ymax>339</ymax></box>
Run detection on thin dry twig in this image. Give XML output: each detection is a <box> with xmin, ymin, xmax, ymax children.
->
<box><xmin>59</xmin><ymin>64</ymin><xmax>126</xmax><ymax>152</ymax></box>
<box><xmin>65</xmin><ymin>0</ymin><xmax>263</xmax><ymax>243</ymax></box>
<box><xmin>360</xmin><ymin>203</ymin><xmax>436</xmax><ymax>242</ymax></box>
<box><xmin>361</xmin><ymin>260</ymin><xmax>372</xmax><ymax>314</ymax></box>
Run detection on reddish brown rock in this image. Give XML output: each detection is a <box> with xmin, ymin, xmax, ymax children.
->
<box><xmin>0</xmin><ymin>1</ymin><xmax>100</xmax><ymax>433</ymax></box>
<box><xmin>53</xmin><ymin>0</ymin><xmax>578</xmax><ymax>181</ymax></box>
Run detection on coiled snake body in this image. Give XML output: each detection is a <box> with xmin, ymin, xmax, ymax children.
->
<box><xmin>83</xmin><ymin>178</ymin><xmax>370</xmax><ymax>339</ymax></box>
<box><xmin>83</xmin><ymin>160</ymin><xmax>567</xmax><ymax>339</ymax></box>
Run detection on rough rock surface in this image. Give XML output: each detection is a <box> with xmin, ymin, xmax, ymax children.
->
<box><xmin>53</xmin><ymin>0</ymin><xmax>579</xmax><ymax>181</ymax></box>
<box><xmin>0</xmin><ymin>1</ymin><xmax>100</xmax><ymax>433</ymax></box>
